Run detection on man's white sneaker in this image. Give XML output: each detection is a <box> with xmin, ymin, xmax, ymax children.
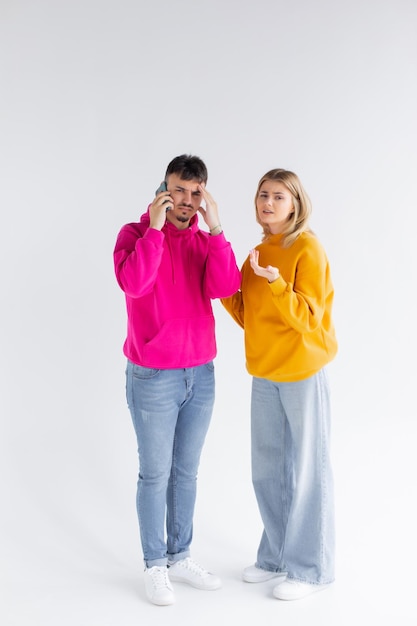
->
<box><xmin>144</xmin><ymin>566</ymin><xmax>175</xmax><ymax>606</ymax></box>
<box><xmin>168</xmin><ymin>557</ymin><xmax>222</xmax><ymax>590</ymax></box>
<box><xmin>273</xmin><ymin>579</ymin><xmax>330</xmax><ymax>601</ymax></box>
<box><xmin>243</xmin><ymin>564</ymin><xmax>287</xmax><ymax>583</ymax></box>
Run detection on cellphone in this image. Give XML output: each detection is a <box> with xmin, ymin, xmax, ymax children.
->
<box><xmin>155</xmin><ymin>181</ymin><xmax>167</xmax><ymax>195</ymax></box>
<box><xmin>155</xmin><ymin>180</ymin><xmax>171</xmax><ymax>211</ymax></box>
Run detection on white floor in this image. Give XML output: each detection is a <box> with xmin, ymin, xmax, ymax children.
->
<box><xmin>2</xmin><ymin>373</ymin><xmax>416</xmax><ymax>626</ymax></box>
<box><xmin>3</xmin><ymin>511</ymin><xmax>415</xmax><ymax>626</ymax></box>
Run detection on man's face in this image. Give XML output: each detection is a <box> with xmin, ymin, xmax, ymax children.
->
<box><xmin>165</xmin><ymin>173</ymin><xmax>203</xmax><ymax>228</ymax></box>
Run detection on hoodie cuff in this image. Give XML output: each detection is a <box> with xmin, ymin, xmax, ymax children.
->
<box><xmin>143</xmin><ymin>227</ymin><xmax>165</xmax><ymax>244</ymax></box>
<box><xmin>208</xmin><ymin>230</ymin><xmax>228</xmax><ymax>248</ymax></box>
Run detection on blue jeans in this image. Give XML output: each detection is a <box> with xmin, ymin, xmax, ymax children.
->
<box><xmin>125</xmin><ymin>360</ymin><xmax>215</xmax><ymax>568</ymax></box>
<box><xmin>251</xmin><ymin>369</ymin><xmax>335</xmax><ymax>584</ymax></box>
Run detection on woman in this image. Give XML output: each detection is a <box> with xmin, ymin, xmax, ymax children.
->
<box><xmin>222</xmin><ymin>169</ymin><xmax>337</xmax><ymax>600</ymax></box>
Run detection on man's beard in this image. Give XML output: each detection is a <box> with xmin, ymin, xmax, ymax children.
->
<box><xmin>176</xmin><ymin>215</ymin><xmax>190</xmax><ymax>224</ymax></box>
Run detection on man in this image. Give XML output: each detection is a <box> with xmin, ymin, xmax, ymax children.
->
<box><xmin>113</xmin><ymin>154</ymin><xmax>241</xmax><ymax>606</ymax></box>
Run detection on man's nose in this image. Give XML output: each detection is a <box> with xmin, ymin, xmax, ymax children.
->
<box><xmin>183</xmin><ymin>190</ymin><xmax>192</xmax><ymax>204</ymax></box>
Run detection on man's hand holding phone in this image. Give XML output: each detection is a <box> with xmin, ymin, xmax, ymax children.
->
<box><xmin>150</xmin><ymin>181</ymin><xmax>173</xmax><ymax>230</ymax></box>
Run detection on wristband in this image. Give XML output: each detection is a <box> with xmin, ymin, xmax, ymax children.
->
<box><xmin>209</xmin><ymin>224</ymin><xmax>223</xmax><ymax>234</ymax></box>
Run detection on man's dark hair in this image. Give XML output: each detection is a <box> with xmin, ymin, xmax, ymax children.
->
<box><xmin>165</xmin><ymin>154</ymin><xmax>208</xmax><ymax>184</ymax></box>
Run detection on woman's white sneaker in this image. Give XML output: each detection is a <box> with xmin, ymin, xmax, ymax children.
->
<box><xmin>168</xmin><ymin>557</ymin><xmax>222</xmax><ymax>590</ymax></box>
<box><xmin>243</xmin><ymin>564</ymin><xmax>287</xmax><ymax>583</ymax></box>
<box><xmin>273</xmin><ymin>579</ymin><xmax>330</xmax><ymax>600</ymax></box>
<box><xmin>144</xmin><ymin>566</ymin><xmax>175</xmax><ymax>606</ymax></box>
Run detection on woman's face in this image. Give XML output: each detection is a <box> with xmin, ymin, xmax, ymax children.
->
<box><xmin>256</xmin><ymin>180</ymin><xmax>294</xmax><ymax>234</ymax></box>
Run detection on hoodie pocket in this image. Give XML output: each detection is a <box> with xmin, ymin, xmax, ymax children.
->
<box><xmin>142</xmin><ymin>315</ymin><xmax>216</xmax><ymax>368</ymax></box>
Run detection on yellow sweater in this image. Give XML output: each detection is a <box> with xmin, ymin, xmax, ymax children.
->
<box><xmin>221</xmin><ymin>232</ymin><xmax>337</xmax><ymax>382</ymax></box>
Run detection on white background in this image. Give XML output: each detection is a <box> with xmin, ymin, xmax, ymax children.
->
<box><xmin>1</xmin><ymin>0</ymin><xmax>416</xmax><ymax>624</ymax></box>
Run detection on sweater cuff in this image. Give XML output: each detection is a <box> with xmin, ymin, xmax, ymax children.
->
<box><xmin>268</xmin><ymin>275</ymin><xmax>287</xmax><ymax>296</ymax></box>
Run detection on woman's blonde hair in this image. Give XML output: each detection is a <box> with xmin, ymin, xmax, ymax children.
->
<box><xmin>255</xmin><ymin>169</ymin><xmax>312</xmax><ymax>247</ymax></box>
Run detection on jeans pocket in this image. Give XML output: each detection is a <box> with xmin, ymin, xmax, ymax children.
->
<box><xmin>131</xmin><ymin>363</ymin><xmax>161</xmax><ymax>379</ymax></box>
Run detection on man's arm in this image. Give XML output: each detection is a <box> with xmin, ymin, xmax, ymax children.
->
<box><xmin>113</xmin><ymin>222</ymin><xmax>164</xmax><ymax>298</ymax></box>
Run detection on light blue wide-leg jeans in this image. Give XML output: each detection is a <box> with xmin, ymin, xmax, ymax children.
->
<box><xmin>125</xmin><ymin>360</ymin><xmax>215</xmax><ymax>568</ymax></box>
<box><xmin>251</xmin><ymin>369</ymin><xmax>335</xmax><ymax>584</ymax></box>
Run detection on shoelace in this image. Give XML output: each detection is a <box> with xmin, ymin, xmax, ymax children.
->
<box><xmin>149</xmin><ymin>566</ymin><xmax>171</xmax><ymax>587</ymax></box>
<box><xmin>177</xmin><ymin>558</ymin><xmax>208</xmax><ymax>576</ymax></box>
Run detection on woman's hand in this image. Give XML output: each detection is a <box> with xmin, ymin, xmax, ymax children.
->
<box><xmin>249</xmin><ymin>249</ymin><xmax>280</xmax><ymax>283</ymax></box>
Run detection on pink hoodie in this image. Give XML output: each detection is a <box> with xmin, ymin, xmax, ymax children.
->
<box><xmin>114</xmin><ymin>209</ymin><xmax>241</xmax><ymax>369</ymax></box>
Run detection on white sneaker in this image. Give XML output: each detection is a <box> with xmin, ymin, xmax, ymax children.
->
<box><xmin>168</xmin><ymin>557</ymin><xmax>222</xmax><ymax>590</ymax></box>
<box><xmin>144</xmin><ymin>566</ymin><xmax>175</xmax><ymax>606</ymax></box>
<box><xmin>243</xmin><ymin>564</ymin><xmax>287</xmax><ymax>583</ymax></box>
<box><xmin>273</xmin><ymin>579</ymin><xmax>330</xmax><ymax>600</ymax></box>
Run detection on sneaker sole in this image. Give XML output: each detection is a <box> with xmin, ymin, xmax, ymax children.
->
<box><xmin>149</xmin><ymin>596</ymin><xmax>175</xmax><ymax>606</ymax></box>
